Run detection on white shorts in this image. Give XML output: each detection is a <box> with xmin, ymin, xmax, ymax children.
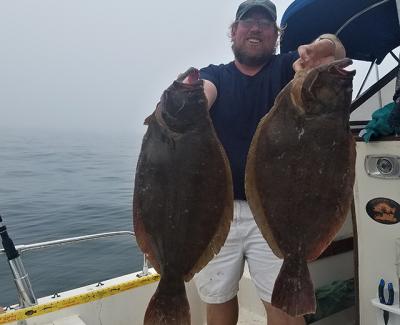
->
<box><xmin>194</xmin><ymin>200</ymin><xmax>283</xmax><ymax>304</ymax></box>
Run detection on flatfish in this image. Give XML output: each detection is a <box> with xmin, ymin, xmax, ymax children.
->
<box><xmin>133</xmin><ymin>68</ymin><xmax>233</xmax><ymax>324</ymax></box>
<box><xmin>245</xmin><ymin>58</ymin><xmax>356</xmax><ymax>316</ymax></box>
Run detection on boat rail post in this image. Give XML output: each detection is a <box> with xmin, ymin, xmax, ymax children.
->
<box><xmin>142</xmin><ymin>255</ymin><xmax>149</xmax><ymax>276</ymax></box>
<box><xmin>0</xmin><ymin>215</ymin><xmax>37</xmax><ymax>308</ymax></box>
<box><xmin>136</xmin><ymin>254</ymin><xmax>149</xmax><ymax>278</ymax></box>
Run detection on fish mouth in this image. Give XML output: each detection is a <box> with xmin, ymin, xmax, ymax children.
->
<box><xmin>162</xmin><ymin>68</ymin><xmax>205</xmax><ymax>120</ymax></box>
<box><xmin>327</xmin><ymin>58</ymin><xmax>356</xmax><ymax>79</ymax></box>
<box><xmin>176</xmin><ymin>67</ymin><xmax>202</xmax><ymax>85</ymax></box>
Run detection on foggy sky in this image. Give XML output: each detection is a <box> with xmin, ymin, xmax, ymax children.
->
<box><xmin>0</xmin><ymin>1</ymin><xmax>397</xmax><ymax>136</ymax></box>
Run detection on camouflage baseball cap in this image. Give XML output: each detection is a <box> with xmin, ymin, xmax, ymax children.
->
<box><xmin>236</xmin><ymin>0</ymin><xmax>277</xmax><ymax>22</ymax></box>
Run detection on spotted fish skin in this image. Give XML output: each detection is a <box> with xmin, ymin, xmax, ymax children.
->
<box><xmin>245</xmin><ymin>59</ymin><xmax>356</xmax><ymax>316</ymax></box>
<box><xmin>133</xmin><ymin>68</ymin><xmax>233</xmax><ymax>325</ymax></box>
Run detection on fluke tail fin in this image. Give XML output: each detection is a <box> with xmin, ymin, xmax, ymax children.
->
<box><xmin>144</xmin><ymin>276</ymin><xmax>190</xmax><ymax>325</ymax></box>
<box><xmin>271</xmin><ymin>256</ymin><xmax>315</xmax><ymax>317</ymax></box>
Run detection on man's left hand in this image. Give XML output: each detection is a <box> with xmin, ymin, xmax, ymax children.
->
<box><xmin>293</xmin><ymin>34</ymin><xmax>346</xmax><ymax>72</ymax></box>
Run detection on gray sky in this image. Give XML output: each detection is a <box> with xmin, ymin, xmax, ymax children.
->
<box><xmin>0</xmin><ymin>1</ymin><xmax>398</xmax><ymax>136</ymax></box>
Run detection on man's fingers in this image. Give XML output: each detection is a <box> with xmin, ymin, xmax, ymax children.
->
<box><xmin>292</xmin><ymin>58</ymin><xmax>304</xmax><ymax>72</ymax></box>
<box><xmin>298</xmin><ymin>44</ymin><xmax>311</xmax><ymax>60</ymax></box>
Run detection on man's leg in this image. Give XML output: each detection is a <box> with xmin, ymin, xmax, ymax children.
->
<box><xmin>207</xmin><ymin>296</ymin><xmax>239</xmax><ymax>325</ymax></box>
<box><xmin>240</xmin><ymin>201</ymin><xmax>305</xmax><ymax>324</ymax></box>
<box><xmin>263</xmin><ymin>301</ymin><xmax>306</xmax><ymax>325</ymax></box>
<box><xmin>194</xmin><ymin>201</ymin><xmax>244</xmax><ymax>324</ymax></box>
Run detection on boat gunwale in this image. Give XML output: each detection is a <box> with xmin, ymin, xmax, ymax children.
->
<box><xmin>0</xmin><ymin>271</ymin><xmax>160</xmax><ymax>324</ymax></box>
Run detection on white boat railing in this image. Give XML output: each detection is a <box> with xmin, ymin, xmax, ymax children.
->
<box><xmin>0</xmin><ymin>230</ymin><xmax>136</xmax><ymax>254</ymax></box>
<box><xmin>0</xmin><ymin>230</ymin><xmax>151</xmax><ymax>310</ymax></box>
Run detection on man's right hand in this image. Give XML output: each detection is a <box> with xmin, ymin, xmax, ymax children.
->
<box><xmin>181</xmin><ymin>73</ymin><xmax>217</xmax><ymax>110</ymax></box>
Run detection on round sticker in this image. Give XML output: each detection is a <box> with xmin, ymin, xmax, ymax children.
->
<box><xmin>366</xmin><ymin>198</ymin><xmax>400</xmax><ymax>225</ymax></box>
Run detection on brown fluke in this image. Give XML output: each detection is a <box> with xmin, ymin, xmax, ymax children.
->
<box><xmin>245</xmin><ymin>59</ymin><xmax>356</xmax><ymax>316</ymax></box>
<box><xmin>133</xmin><ymin>68</ymin><xmax>233</xmax><ymax>324</ymax></box>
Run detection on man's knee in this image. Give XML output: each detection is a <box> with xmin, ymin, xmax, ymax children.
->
<box><xmin>207</xmin><ymin>296</ymin><xmax>239</xmax><ymax>325</ymax></box>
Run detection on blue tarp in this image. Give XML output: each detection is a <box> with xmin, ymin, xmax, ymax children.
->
<box><xmin>280</xmin><ymin>0</ymin><xmax>400</xmax><ymax>63</ymax></box>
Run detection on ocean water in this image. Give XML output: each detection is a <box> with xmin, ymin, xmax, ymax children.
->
<box><xmin>0</xmin><ymin>129</ymin><xmax>145</xmax><ymax>306</ymax></box>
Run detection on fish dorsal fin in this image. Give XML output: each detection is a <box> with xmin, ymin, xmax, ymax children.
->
<box><xmin>133</xmin><ymin>203</ymin><xmax>161</xmax><ymax>274</ymax></box>
<box><xmin>245</xmin><ymin>112</ymin><xmax>284</xmax><ymax>259</ymax></box>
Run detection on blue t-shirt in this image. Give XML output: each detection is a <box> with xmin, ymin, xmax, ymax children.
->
<box><xmin>200</xmin><ymin>52</ymin><xmax>299</xmax><ymax>199</ymax></box>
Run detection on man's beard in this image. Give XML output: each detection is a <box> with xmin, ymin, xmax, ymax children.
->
<box><xmin>232</xmin><ymin>42</ymin><xmax>274</xmax><ymax>67</ymax></box>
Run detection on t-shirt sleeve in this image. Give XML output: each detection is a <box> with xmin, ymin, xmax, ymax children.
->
<box><xmin>199</xmin><ymin>64</ymin><xmax>220</xmax><ymax>89</ymax></box>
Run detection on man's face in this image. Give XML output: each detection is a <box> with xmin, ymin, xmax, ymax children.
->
<box><xmin>231</xmin><ymin>9</ymin><xmax>278</xmax><ymax>67</ymax></box>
